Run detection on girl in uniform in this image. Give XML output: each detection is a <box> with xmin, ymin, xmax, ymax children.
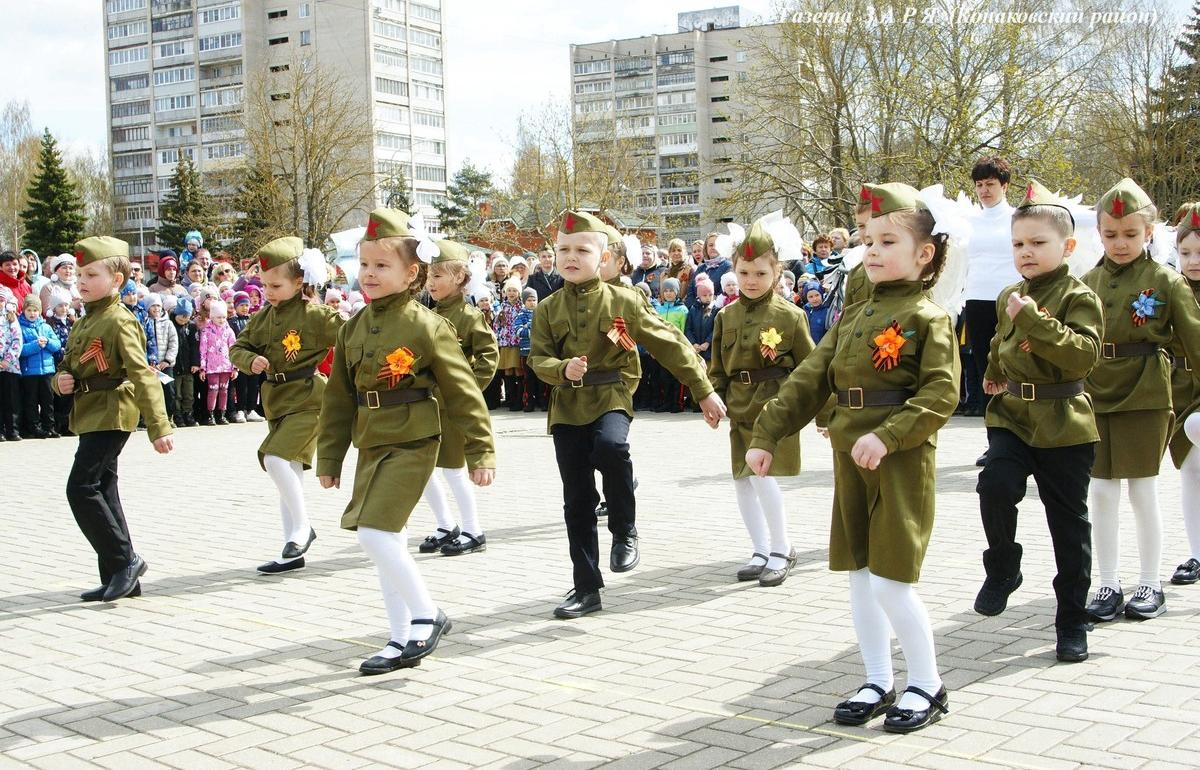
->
<box><xmin>1169</xmin><ymin>205</ymin><xmax>1200</xmax><ymax>586</ymax></box>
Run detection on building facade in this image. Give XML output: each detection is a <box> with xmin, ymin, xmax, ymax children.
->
<box><xmin>103</xmin><ymin>0</ymin><xmax>448</xmax><ymax>251</ymax></box>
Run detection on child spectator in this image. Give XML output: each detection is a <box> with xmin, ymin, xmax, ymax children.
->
<box><xmin>686</xmin><ymin>277</ymin><xmax>717</xmax><ymax>365</ymax></box>
<box><xmin>653</xmin><ymin>277</ymin><xmax>689</xmax><ymax>412</ymax></box>
<box><xmin>40</xmin><ymin>254</ymin><xmax>80</xmax><ymax>318</ymax></box>
<box><xmin>47</xmin><ymin>297</ymin><xmax>73</xmax><ymax>434</ymax></box>
<box><xmin>145</xmin><ymin>294</ymin><xmax>178</xmax><ymax>426</ymax></box>
<box><xmin>516</xmin><ymin>287</ymin><xmax>539</xmax><ymax>412</ymax></box>
<box><xmin>493</xmin><ymin>277</ymin><xmax>524</xmax><ymax>411</ymax></box>
<box><xmin>0</xmin><ymin>299</ymin><xmax>21</xmax><ymax>440</ymax></box>
<box><xmin>802</xmin><ymin>280</ymin><xmax>831</xmax><ymax>343</ymax></box>
<box><xmin>715</xmin><ymin>272</ymin><xmax>739</xmax><ymax>309</ymax></box>
<box><xmin>199</xmin><ymin>300</ymin><xmax>238</xmax><ymax>425</ymax></box>
<box><xmin>227</xmin><ymin>292</ymin><xmax>260</xmax><ymax>423</ymax></box>
<box><xmin>172</xmin><ymin>297</ymin><xmax>200</xmax><ymax>427</ymax></box>
<box><xmin>18</xmin><ymin>296</ymin><xmax>61</xmax><ymax>437</ymax></box>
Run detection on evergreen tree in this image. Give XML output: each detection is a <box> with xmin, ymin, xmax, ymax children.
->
<box><xmin>1140</xmin><ymin>1</ymin><xmax>1200</xmax><ymax>212</ymax></box>
<box><xmin>434</xmin><ymin>161</ymin><xmax>495</xmax><ymax>237</ymax></box>
<box><xmin>157</xmin><ymin>156</ymin><xmax>214</xmax><ymax>250</ymax></box>
<box><xmin>380</xmin><ymin>168</ymin><xmax>413</xmax><ymax>213</ymax></box>
<box><xmin>228</xmin><ymin>158</ymin><xmax>286</xmax><ymax>261</ymax></box>
<box><xmin>20</xmin><ymin>128</ymin><xmax>85</xmax><ymax>254</ymax></box>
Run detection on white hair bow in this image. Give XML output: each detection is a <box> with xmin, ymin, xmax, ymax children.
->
<box><xmin>621</xmin><ymin>235</ymin><xmax>641</xmax><ymax>259</ymax></box>
<box><xmin>298</xmin><ymin>248</ymin><xmax>328</xmax><ymax>286</ymax></box>
<box><xmin>408</xmin><ymin>213</ymin><xmax>441</xmax><ymax>264</ymax></box>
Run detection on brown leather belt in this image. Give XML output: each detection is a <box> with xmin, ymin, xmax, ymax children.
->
<box><xmin>1100</xmin><ymin>342</ymin><xmax>1160</xmax><ymax>359</ymax></box>
<box><xmin>1173</xmin><ymin>356</ymin><xmax>1192</xmax><ymax>372</ymax></box>
<box><xmin>836</xmin><ymin>388</ymin><xmax>913</xmax><ymax>409</ymax></box>
<box><xmin>264</xmin><ymin>366</ymin><xmax>317</xmax><ymax>384</ymax></box>
<box><xmin>356</xmin><ymin>388</ymin><xmax>432</xmax><ymax>409</ymax></box>
<box><xmin>1005</xmin><ymin>380</ymin><xmax>1086</xmax><ymax>401</ymax></box>
<box><xmin>562</xmin><ymin>369</ymin><xmax>623</xmax><ymax>389</ymax></box>
<box><xmin>735</xmin><ymin>366</ymin><xmax>789</xmax><ymax>385</ymax></box>
<box><xmin>76</xmin><ymin>376</ymin><xmax>127</xmax><ymax>393</ymax></box>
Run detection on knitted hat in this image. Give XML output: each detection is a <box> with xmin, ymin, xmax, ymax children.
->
<box><xmin>490</xmin><ymin>255</ymin><xmax>509</xmax><ymax>269</ymax></box>
<box><xmin>162</xmin><ymin>293</ymin><xmax>178</xmax><ymax>315</ymax></box>
<box><xmin>48</xmin><ymin>253</ymin><xmax>76</xmax><ymax>274</ymax></box>
<box><xmin>158</xmin><ymin>255</ymin><xmax>179</xmax><ymax>275</ymax></box>
<box><xmin>174</xmin><ymin>297</ymin><xmax>194</xmax><ymax>317</ymax></box>
<box><xmin>145</xmin><ymin>293</ymin><xmax>163</xmax><ymax>309</ymax></box>
<box><xmin>44</xmin><ymin>283</ymin><xmax>73</xmax><ymax>311</ymax></box>
<box><xmin>324</xmin><ymin>288</ymin><xmax>344</xmax><ymax>303</ymax></box>
<box><xmin>503</xmin><ymin>277</ymin><xmax>522</xmax><ymax>293</ymax></box>
<box><xmin>661</xmin><ymin>277</ymin><xmax>681</xmax><ymax>294</ymax></box>
<box><xmin>803</xmin><ymin>280</ymin><xmax>823</xmax><ymax>295</ymax></box>
<box><xmin>363</xmin><ymin>208</ymin><xmax>412</xmax><ymax>241</ymax></box>
<box><xmin>232</xmin><ymin>291</ymin><xmax>250</xmax><ymax>307</ymax></box>
<box><xmin>209</xmin><ymin>300</ymin><xmax>228</xmax><ymax>319</ymax></box>
<box><xmin>184</xmin><ymin>230</ymin><xmax>203</xmax><ymax>247</ymax></box>
<box><xmin>74</xmin><ymin>236</ymin><xmax>130</xmax><ymax>267</ymax></box>
<box><xmin>1097</xmin><ymin>178</ymin><xmax>1154</xmax><ymax>220</ymax></box>
<box><xmin>508</xmin><ymin>255</ymin><xmax>527</xmax><ymax>270</ymax></box>
<box><xmin>22</xmin><ymin>295</ymin><xmax>41</xmax><ymax>313</ymax></box>
<box><xmin>521</xmin><ymin>287</ymin><xmax>538</xmax><ymax>301</ymax></box>
<box><xmin>120</xmin><ymin>280</ymin><xmax>138</xmax><ymax>297</ymax></box>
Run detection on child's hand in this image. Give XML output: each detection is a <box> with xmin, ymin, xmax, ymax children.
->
<box><xmin>983</xmin><ymin>379</ymin><xmax>1006</xmax><ymax>396</ymax></box>
<box><xmin>231</xmin><ymin>370</ymin><xmax>238</xmax><ymax>380</ymax></box>
<box><xmin>471</xmin><ymin>468</ymin><xmax>495</xmax><ymax>486</ymax></box>
<box><xmin>199</xmin><ymin>371</ymin><xmax>206</xmax><ymax>381</ymax></box>
<box><xmin>1006</xmin><ymin>291</ymin><xmax>1034</xmax><ymax>320</ymax></box>
<box><xmin>37</xmin><ymin>336</ymin><xmax>47</xmax><ymax>348</ymax></box>
<box><xmin>745</xmin><ymin>448</ymin><xmax>773</xmax><ymax>477</ymax></box>
<box><xmin>851</xmin><ymin>432</ymin><xmax>888</xmax><ymax>470</ymax></box>
<box><xmin>319</xmin><ymin>475</ymin><xmax>340</xmax><ymax>489</ymax></box>
<box><xmin>152</xmin><ymin>435</ymin><xmax>174</xmax><ymax>454</ymax></box>
<box><xmin>564</xmin><ymin>355</ymin><xmax>588</xmax><ymax>381</ymax></box>
<box><xmin>699</xmin><ymin>392</ymin><xmax>726</xmax><ymax>428</ymax></box>
<box><xmin>57</xmin><ymin>372</ymin><xmax>75</xmax><ymax>394</ymax></box>
<box><xmin>190</xmin><ymin>365</ymin><xmax>199</xmax><ymax>373</ymax></box>
<box><xmin>250</xmin><ymin>355</ymin><xmax>270</xmax><ymax>374</ymax></box>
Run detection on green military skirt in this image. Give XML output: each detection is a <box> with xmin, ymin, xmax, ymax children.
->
<box><xmin>730</xmin><ymin>419</ymin><xmax>799</xmax><ymax>479</ymax></box>
<box><xmin>1092</xmin><ymin>409</ymin><xmax>1172</xmax><ymax>479</ymax></box>
<box><xmin>258</xmin><ymin>410</ymin><xmax>321</xmax><ymax>470</ymax></box>
<box><xmin>830</xmin><ymin>443</ymin><xmax>935</xmax><ymax>584</ymax></box>
<box><xmin>340</xmin><ymin>437</ymin><xmax>440</xmax><ymax>532</ymax></box>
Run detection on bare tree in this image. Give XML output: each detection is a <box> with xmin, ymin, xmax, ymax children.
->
<box><xmin>67</xmin><ymin>147</ymin><xmax>115</xmax><ymax>236</ymax></box>
<box><xmin>0</xmin><ymin>100</ymin><xmax>40</xmax><ymax>248</ymax></box>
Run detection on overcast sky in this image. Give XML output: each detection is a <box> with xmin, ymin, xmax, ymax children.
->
<box><xmin>0</xmin><ymin>0</ymin><xmax>1188</xmax><ymax>183</ymax></box>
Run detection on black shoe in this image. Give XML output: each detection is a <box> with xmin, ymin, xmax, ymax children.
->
<box><xmin>28</xmin><ymin>428</ymin><xmax>48</xmax><ymax>439</ymax></box>
<box><xmin>184</xmin><ymin>415</ymin><xmax>197</xmax><ymax>427</ymax></box>
<box><xmin>81</xmin><ymin>581</ymin><xmax>141</xmax><ymax>602</ymax></box>
<box><xmin>737</xmin><ymin>552</ymin><xmax>768</xmax><ymax>582</ymax></box>
<box><xmin>973</xmin><ymin>572</ymin><xmax>1023</xmax><ymax>616</ymax></box>
<box><xmin>554</xmin><ymin>589</ymin><xmax>602</xmax><ymax>619</ymax></box>
<box><xmin>975</xmin><ymin>450</ymin><xmax>989</xmax><ymax>467</ymax></box>
<box><xmin>257</xmin><ymin>558</ymin><xmax>305</xmax><ymax>574</ymax></box>
<box><xmin>1124</xmin><ymin>584</ymin><xmax>1166</xmax><ymax>620</ymax></box>
<box><xmin>611</xmin><ymin>536</ymin><xmax>640</xmax><ymax>572</ymax></box>
<box><xmin>203</xmin><ymin>415</ymin><xmax>216</xmax><ymax>426</ymax></box>
<box><xmin>595</xmin><ymin>501</ymin><xmax>608</xmax><ymax>517</ymax></box>
<box><xmin>1056</xmin><ymin>628</ymin><xmax>1088</xmax><ymax>662</ymax></box>
<box><xmin>399</xmin><ymin>609</ymin><xmax>452</xmax><ymax>663</ymax></box>
<box><xmin>5</xmin><ymin>430</ymin><xmax>21</xmax><ymax>441</ymax></box>
<box><xmin>882</xmin><ymin>686</ymin><xmax>950</xmax><ymax>733</ymax></box>
<box><xmin>1171</xmin><ymin>557</ymin><xmax>1200</xmax><ymax>585</ymax></box>
<box><xmin>281</xmin><ymin>528</ymin><xmax>317</xmax><ymax>560</ymax></box>
<box><xmin>214</xmin><ymin>414</ymin><xmax>228</xmax><ymax>425</ymax></box>
<box><xmin>440</xmin><ymin>532</ymin><xmax>486</xmax><ymax>556</ymax></box>
<box><xmin>44</xmin><ymin>429</ymin><xmax>60</xmax><ymax>439</ymax></box>
<box><xmin>418</xmin><ymin>526</ymin><xmax>460</xmax><ymax>553</ymax></box>
<box><xmin>1086</xmin><ymin>586</ymin><xmax>1125</xmax><ymax>622</ymax></box>
<box><xmin>359</xmin><ymin>641</ymin><xmax>419</xmax><ymax>675</ymax></box>
<box><xmin>833</xmin><ymin>683</ymin><xmax>896</xmax><ymax>726</ymax></box>
<box><xmin>759</xmin><ymin>548</ymin><xmax>799</xmax><ymax>587</ymax></box>
<box><xmin>102</xmin><ymin>556</ymin><xmax>147</xmax><ymax>601</ymax></box>
<box><xmin>0</xmin><ymin>433</ymin><xmax>5</xmax><ymax>441</ymax></box>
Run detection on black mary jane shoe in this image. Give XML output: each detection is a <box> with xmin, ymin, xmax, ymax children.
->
<box><xmin>81</xmin><ymin>581</ymin><xmax>141</xmax><ymax>602</ymax></box>
<box><xmin>257</xmin><ymin>557</ymin><xmax>305</xmax><ymax>574</ymax></box>
<box><xmin>281</xmin><ymin>528</ymin><xmax>317</xmax><ymax>560</ymax></box>
<box><xmin>419</xmin><ymin>526</ymin><xmax>460</xmax><ymax>554</ymax></box>
<box><xmin>758</xmin><ymin>548</ymin><xmax>799</xmax><ymax>587</ymax></box>
<box><xmin>882</xmin><ymin>686</ymin><xmax>950</xmax><ymax>733</ymax></box>
<box><xmin>1171</xmin><ymin>557</ymin><xmax>1200</xmax><ymax>585</ymax></box>
<box><xmin>359</xmin><ymin>641</ymin><xmax>419</xmax><ymax>675</ymax></box>
<box><xmin>736</xmin><ymin>552</ymin><xmax>768</xmax><ymax>582</ymax></box>
<box><xmin>398</xmin><ymin>609</ymin><xmax>452</xmax><ymax>664</ymax></box>
<box><xmin>440</xmin><ymin>532</ymin><xmax>486</xmax><ymax>556</ymax></box>
<box><xmin>833</xmin><ymin>683</ymin><xmax>896</xmax><ymax>726</ymax></box>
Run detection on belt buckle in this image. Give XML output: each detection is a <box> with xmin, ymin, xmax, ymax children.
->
<box><xmin>78</xmin><ymin>380</ymin><xmax>90</xmax><ymax>394</ymax></box>
<box><xmin>847</xmin><ymin>387</ymin><xmax>864</xmax><ymax>410</ymax></box>
<box><xmin>365</xmin><ymin>390</ymin><xmax>381</xmax><ymax>409</ymax></box>
<box><xmin>1020</xmin><ymin>382</ymin><xmax>1036</xmax><ymax>401</ymax></box>
<box><xmin>739</xmin><ymin>371</ymin><xmax>752</xmax><ymax>385</ymax></box>
<box><xmin>570</xmin><ymin>378</ymin><xmax>583</xmax><ymax>389</ymax></box>
<box><xmin>1101</xmin><ymin>342</ymin><xmax>1116</xmax><ymax>359</ymax></box>
<box><xmin>1184</xmin><ymin>358</ymin><xmax>1193</xmax><ymax>372</ymax></box>
<box><xmin>273</xmin><ymin>372</ymin><xmax>287</xmax><ymax>383</ymax></box>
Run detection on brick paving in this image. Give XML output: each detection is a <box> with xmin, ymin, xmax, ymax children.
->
<box><xmin>1</xmin><ymin>412</ymin><xmax>1198</xmax><ymax>769</ymax></box>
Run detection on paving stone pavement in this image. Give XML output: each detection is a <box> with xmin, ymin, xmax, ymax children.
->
<box><xmin>1</xmin><ymin>412</ymin><xmax>1199</xmax><ymax>770</ymax></box>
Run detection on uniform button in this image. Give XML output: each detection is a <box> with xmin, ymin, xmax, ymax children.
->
<box><xmin>370</xmin><ymin>327</ymin><xmax>380</xmax><ymax>334</ymax></box>
<box><xmin>855</xmin><ymin>331</ymin><xmax>862</xmax><ymax>338</ymax></box>
<box><xmin>365</xmin><ymin>351</ymin><xmax>375</xmax><ymax>358</ymax></box>
<box><xmin>865</xmin><ymin>308</ymin><xmax>874</xmax><ymax>316</ymax></box>
<box><xmin>1109</xmin><ymin>282</ymin><xmax>1118</xmax><ymax>289</ymax></box>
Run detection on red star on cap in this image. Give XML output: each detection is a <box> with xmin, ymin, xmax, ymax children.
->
<box><xmin>259</xmin><ymin>256</ymin><xmax>269</xmax><ymax>270</ymax></box>
<box><xmin>1111</xmin><ymin>197</ymin><xmax>1125</xmax><ymax>217</ymax></box>
<box><xmin>871</xmin><ymin>194</ymin><xmax>883</xmax><ymax>214</ymax></box>
<box><xmin>366</xmin><ymin>218</ymin><xmax>380</xmax><ymax>238</ymax></box>
<box><xmin>564</xmin><ymin>213</ymin><xmax>576</xmax><ymax>232</ymax></box>
<box><xmin>1025</xmin><ymin>183</ymin><xmax>1035</xmax><ymax>202</ymax></box>
<box><xmin>74</xmin><ymin>250</ymin><xmax>84</xmax><ymax>260</ymax></box>
<box><xmin>1191</xmin><ymin>210</ymin><xmax>1200</xmax><ymax>229</ymax></box>
<box><xmin>859</xmin><ymin>186</ymin><xmax>872</xmax><ymax>203</ymax></box>
<box><xmin>744</xmin><ymin>241</ymin><xmax>754</xmax><ymax>259</ymax></box>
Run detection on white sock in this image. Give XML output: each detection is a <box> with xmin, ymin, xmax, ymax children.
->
<box><xmin>357</xmin><ymin>527</ymin><xmax>437</xmax><ymax>642</ymax></box>
<box><xmin>733</xmin><ymin>477</ymin><xmax>769</xmax><ymax>562</ymax></box>
<box><xmin>443</xmin><ymin>466</ymin><xmax>482</xmax><ymax>538</ymax></box>
<box><xmin>1181</xmin><ymin>416</ymin><xmax>1200</xmax><ymax>561</ymax></box>
<box><xmin>1128</xmin><ymin>477</ymin><xmax>1163</xmax><ymax>590</ymax></box>
<box><xmin>848</xmin><ymin>569</ymin><xmax>894</xmax><ymax>703</ymax></box>
<box><xmin>264</xmin><ymin>454</ymin><xmax>310</xmax><ymax>555</ymax></box>
<box><xmin>1090</xmin><ymin>477</ymin><xmax>1122</xmax><ymax>591</ymax></box>
<box><xmin>420</xmin><ymin>473</ymin><xmax>457</xmax><ymax>531</ymax></box>
<box><xmin>749</xmin><ymin>475</ymin><xmax>790</xmax><ymax>570</ymax></box>
<box><xmin>869</xmin><ymin>573</ymin><xmax>941</xmax><ymax>710</ymax></box>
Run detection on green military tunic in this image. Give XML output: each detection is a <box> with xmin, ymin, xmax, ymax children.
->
<box><xmin>229</xmin><ymin>293</ymin><xmax>343</xmax><ymax>469</ymax></box>
<box><xmin>709</xmin><ymin>290</ymin><xmax>814</xmax><ymax>478</ymax></box>
<box><xmin>606</xmin><ymin>276</ymin><xmax>647</xmax><ymax>389</ymax></box>
<box><xmin>843</xmin><ymin>263</ymin><xmax>871</xmax><ymax>308</ymax></box>
<box><xmin>528</xmin><ymin>277</ymin><xmax>713</xmax><ymax>430</ymax></box>
<box><xmin>1168</xmin><ymin>277</ymin><xmax>1200</xmax><ymax>467</ymax></box>
<box><xmin>751</xmin><ymin>280</ymin><xmax>959</xmax><ymax>583</ymax></box>
<box><xmin>317</xmin><ymin>289</ymin><xmax>495</xmax><ymax>532</ymax></box>
<box><xmin>1082</xmin><ymin>253</ymin><xmax>1200</xmax><ymax>478</ymax></box>
<box><xmin>433</xmin><ymin>291</ymin><xmax>498</xmax><ymax>468</ymax></box>
<box><xmin>984</xmin><ymin>264</ymin><xmax>1103</xmax><ymax>448</ymax></box>
<box><xmin>54</xmin><ymin>293</ymin><xmax>172</xmax><ymax>441</ymax></box>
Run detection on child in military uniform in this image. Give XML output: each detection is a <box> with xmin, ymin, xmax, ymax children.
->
<box><xmin>418</xmin><ymin>239</ymin><xmax>499</xmax><ymax>556</ymax></box>
<box><xmin>749</xmin><ymin>184</ymin><xmax>961</xmax><ymax>733</ymax></box>
<box><xmin>973</xmin><ymin>180</ymin><xmax>1104</xmax><ymax>662</ymax></box>
<box><xmin>54</xmin><ymin>236</ymin><xmax>174</xmax><ymax>602</ymax></box>
<box><xmin>229</xmin><ymin>238</ymin><xmax>343</xmax><ymax>574</ymax></box>
<box><xmin>529</xmin><ymin>210</ymin><xmax>726</xmax><ymax>620</ymax></box>
<box><xmin>708</xmin><ymin>214</ymin><xmax>814</xmax><ymax>587</ymax></box>
<box><xmin>318</xmin><ymin>209</ymin><xmax>495</xmax><ymax>675</ymax></box>
<box><xmin>1081</xmin><ymin>179</ymin><xmax>1200</xmax><ymax>622</ymax></box>
<box><xmin>1169</xmin><ymin>206</ymin><xmax>1200</xmax><ymax>586</ymax></box>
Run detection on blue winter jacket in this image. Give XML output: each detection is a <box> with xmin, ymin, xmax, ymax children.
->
<box><xmin>684</xmin><ymin>300</ymin><xmax>717</xmax><ymax>361</ymax></box>
<box><xmin>515</xmin><ymin>306</ymin><xmax>534</xmax><ymax>356</ymax></box>
<box><xmin>18</xmin><ymin>314</ymin><xmax>62</xmax><ymax>376</ymax></box>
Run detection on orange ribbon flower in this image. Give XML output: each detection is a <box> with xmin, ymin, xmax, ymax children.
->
<box><xmin>378</xmin><ymin>345</ymin><xmax>417</xmax><ymax>387</ymax></box>
<box><xmin>281</xmin><ymin>330</ymin><xmax>301</xmax><ymax>362</ymax></box>
<box><xmin>871</xmin><ymin>321</ymin><xmax>914</xmax><ymax>372</ymax></box>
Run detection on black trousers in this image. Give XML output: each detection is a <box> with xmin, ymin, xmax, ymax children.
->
<box><xmin>962</xmin><ymin>299</ymin><xmax>997</xmax><ymax>410</ymax></box>
<box><xmin>231</xmin><ymin>370</ymin><xmax>261</xmax><ymax>415</ymax></box>
<box><xmin>552</xmin><ymin>410</ymin><xmax>637</xmax><ymax>592</ymax></box>
<box><xmin>19</xmin><ymin>374</ymin><xmax>54</xmax><ymax>433</ymax></box>
<box><xmin>0</xmin><ymin>371</ymin><xmax>22</xmax><ymax>433</ymax></box>
<box><xmin>66</xmin><ymin>431</ymin><xmax>135</xmax><ymax>583</ymax></box>
<box><xmin>977</xmin><ymin>427</ymin><xmax>1095</xmax><ymax>630</ymax></box>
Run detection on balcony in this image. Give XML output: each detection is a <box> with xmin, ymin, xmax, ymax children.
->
<box><xmin>112</xmin><ymin>138</ymin><xmax>153</xmax><ymax>154</ymax></box>
<box><xmin>151</xmin><ymin>0</ymin><xmax>191</xmax><ymax>14</ymax></box>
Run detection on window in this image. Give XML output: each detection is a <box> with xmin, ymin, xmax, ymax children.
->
<box><xmin>199</xmin><ymin>3</ymin><xmax>238</xmax><ymax>23</ymax></box>
<box><xmin>412</xmin><ymin>82</ymin><xmax>442</xmax><ymax>102</ymax></box>
<box><xmin>113</xmin><ymin>152</ymin><xmax>152</xmax><ymax>170</ymax></box>
<box><xmin>410</xmin><ymin>54</ymin><xmax>441</xmax><ymax>76</ymax></box>
<box><xmin>270</xmin><ymin>92</ymin><xmax>290</xmax><ymax>101</ymax></box>
<box><xmin>376</xmin><ymin>132</ymin><xmax>411</xmax><ymax>150</ymax></box>
<box><xmin>111</xmin><ymin>126</ymin><xmax>150</xmax><ymax>144</ymax></box>
<box><xmin>662</xmin><ymin>192</ymin><xmax>699</xmax><ymax>207</ymax></box>
<box><xmin>616</xmin><ymin>95</ymin><xmax>653</xmax><ymax>111</ymax></box>
<box><xmin>159</xmin><ymin>147</ymin><xmax>195</xmax><ymax>164</ymax></box>
<box><xmin>151</xmin><ymin>13</ymin><xmax>193</xmax><ymax>32</ymax></box>
<box><xmin>375</xmin><ymin>77</ymin><xmax>408</xmax><ymax>97</ymax></box>
<box><xmin>659</xmin><ymin>112</ymin><xmax>695</xmax><ymax>127</ymax></box>
<box><xmin>160</xmin><ymin>123</ymin><xmax>195</xmax><ymax>138</ymax></box>
<box><xmin>711</xmin><ymin>95</ymin><xmax>730</xmax><ymax>103</ymax></box>
<box><xmin>112</xmin><ymin>74</ymin><xmax>149</xmax><ymax>92</ymax></box>
<box><xmin>299</xmin><ymin>2</ymin><xmax>311</xmax><ymax>16</ymax></box>
<box><xmin>657</xmin><ymin>72</ymin><xmax>695</xmax><ymax>87</ymax></box>
<box><xmin>108</xmin><ymin>20</ymin><xmax>147</xmax><ymax>39</ymax></box>
<box><xmin>157</xmin><ymin>40</ymin><xmax>192</xmax><ymax>58</ymax></box>
<box><xmin>574</xmin><ymin>80</ymin><xmax>612</xmax><ymax>95</ymax></box>
<box><xmin>414</xmin><ymin>164</ymin><xmax>446</xmax><ymax>183</ymax></box>
<box><xmin>413</xmin><ymin>191</ymin><xmax>446</xmax><ymax>207</ymax></box>
<box><xmin>658</xmin><ymin>133</ymin><xmax>696</xmax><ymax>147</ymax></box>
<box><xmin>410</xmin><ymin>3</ymin><xmax>440</xmax><ymax>22</ymax></box>
<box><xmin>617</xmin><ymin>115</ymin><xmax>653</xmax><ymax>130</ymax></box>
<box><xmin>658</xmin><ymin>50</ymin><xmax>694</xmax><ymax>66</ymax></box>
<box><xmin>114</xmin><ymin>178</ymin><xmax>153</xmax><ymax>196</ymax></box>
<box><xmin>201</xmin><ymin>61</ymin><xmax>242</xmax><ymax>79</ymax></box>
<box><xmin>267</xmin><ymin>8</ymin><xmax>287</xmax><ymax>19</ymax></box>
<box><xmin>268</xmin><ymin>36</ymin><xmax>289</xmax><ymax>45</ymax></box>
<box><xmin>201</xmin><ymin>86</ymin><xmax>243</xmax><ymax>107</ymax></box>
<box><xmin>614</xmin><ymin>56</ymin><xmax>652</xmax><ymax>73</ymax></box>
<box><xmin>199</xmin><ymin>32</ymin><xmax>241</xmax><ymax>51</ymax></box>
<box><xmin>710</xmin><ymin>75</ymin><xmax>729</xmax><ymax>83</ymax></box>
<box><xmin>574</xmin><ymin>99</ymin><xmax>612</xmax><ymax>115</ymax></box>
<box><xmin>709</xmin><ymin>55</ymin><xmax>728</xmax><ymax>62</ymax></box>
<box><xmin>412</xmin><ymin>110</ymin><xmax>443</xmax><ymax>128</ymax></box>
<box><xmin>376</xmin><ymin>104</ymin><xmax>409</xmax><ymax>124</ymax></box>
<box><xmin>374</xmin><ymin>0</ymin><xmax>404</xmax><ymax>11</ymax></box>
<box><xmin>111</xmin><ymin>100</ymin><xmax>150</xmax><ymax>118</ymax></box>
<box><xmin>713</xmin><ymin>177</ymin><xmax>733</xmax><ymax>184</ymax></box>
<box><xmin>154</xmin><ymin>94</ymin><xmax>194</xmax><ymax>112</ymax></box>
<box><xmin>409</xmin><ymin>28</ymin><xmax>440</xmax><ymax>49</ymax></box>
<box><xmin>120</xmin><ymin>204</ymin><xmax>155</xmax><ymax>222</ymax></box>
<box><xmin>300</xmin><ymin>30</ymin><xmax>311</xmax><ymax>46</ymax></box>
<box><xmin>157</xmin><ymin>176</ymin><xmax>176</xmax><ymax>192</ymax></box>
<box><xmin>154</xmin><ymin>66</ymin><xmax>194</xmax><ymax>86</ymax></box>
<box><xmin>711</xmin><ymin>115</ymin><xmax>728</xmax><ymax>123</ymax></box>
<box><xmin>374</xmin><ymin>47</ymin><xmax>407</xmax><ymax>70</ymax></box>
<box><xmin>109</xmin><ymin>45</ymin><xmax>148</xmax><ymax>66</ymax></box>
<box><xmin>377</xmin><ymin>159</ymin><xmax>407</xmax><ymax>175</ymax></box>
<box><xmin>573</xmin><ymin>59</ymin><xmax>611</xmax><ymax>76</ymax></box>
<box><xmin>413</xmin><ymin>138</ymin><xmax>444</xmax><ymax>155</ymax></box>
<box><xmin>205</xmin><ymin>142</ymin><xmax>244</xmax><ymax>160</ymax></box>
<box><xmin>107</xmin><ymin>0</ymin><xmax>147</xmax><ymax>12</ymax></box>
<box><xmin>615</xmin><ymin>77</ymin><xmax>652</xmax><ymax>93</ymax></box>
<box><xmin>656</xmin><ymin>91</ymin><xmax>695</xmax><ymax>108</ymax></box>
<box><xmin>712</xmin><ymin>136</ymin><xmax>731</xmax><ymax>143</ymax></box>
<box><xmin>201</xmin><ymin>115</ymin><xmax>240</xmax><ymax>132</ymax></box>
<box><xmin>373</xmin><ymin>20</ymin><xmax>406</xmax><ymax>43</ymax></box>
<box><xmin>736</xmin><ymin>51</ymin><xmax>748</xmax><ymax>63</ymax></box>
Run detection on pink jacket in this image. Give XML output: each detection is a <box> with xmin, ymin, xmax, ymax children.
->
<box><xmin>199</xmin><ymin>321</ymin><xmax>236</xmax><ymax>374</ymax></box>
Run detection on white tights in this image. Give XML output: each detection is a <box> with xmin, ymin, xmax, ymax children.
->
<box><xmin>733</xmin><ymin>476</ymin><xmax>791</xmax><ymax>570</ymax></box>
<box><xmin>420</xmin><ymin>467</ymin><xmax>482</xmax><ymax>540</ymax></box>
<box><xmin>357</xmin><ymin>527</ymin><xmax>437</xmax><ymax>656</ymax></box>
<box><xmin>847</xmin><ymin>569</ymin><xmax>941</xmax><ymax>710</ymax></box>
<box><xmin>1090</xmin><ymin>477</ymin><xmax>1162</xmax><ymax>590</ymax></box>
<box><xmin>263</xmin><ymin>454</ymin><xmax>310</xmax><ymax>560</ymax></box>
<box><xmin>1181</xmin><ymin>415</ymin><xmax>1200</xmax><ymax>561</ymax></box>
